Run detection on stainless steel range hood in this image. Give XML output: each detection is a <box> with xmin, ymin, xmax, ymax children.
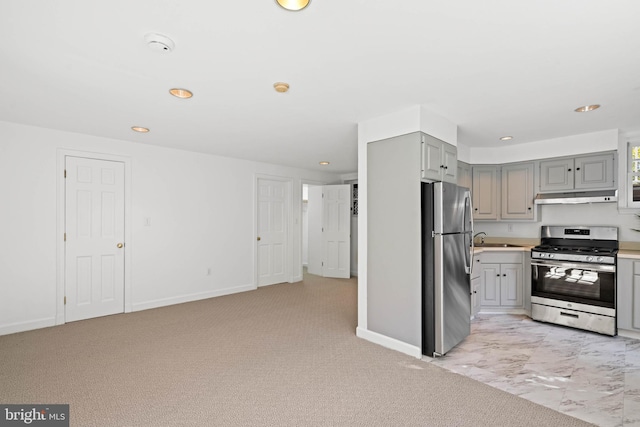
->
<box><xmin>534</xmin><ymin>189</ymin><xmax>618</xmax><ymax>205</ymax></box>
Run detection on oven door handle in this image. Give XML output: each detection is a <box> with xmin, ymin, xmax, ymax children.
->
<box><xmin>531</xmin><ymin>260</ymin><xmax>615</xmax><ymax>273</ymax></box>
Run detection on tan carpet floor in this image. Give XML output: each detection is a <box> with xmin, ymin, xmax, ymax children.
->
<box><xmin>0</xmin><ymin>273</ymin><xmax>594</xmax><ymax>426</ymax></box>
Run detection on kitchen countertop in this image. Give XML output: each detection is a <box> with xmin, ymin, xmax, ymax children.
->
<box><xmin>473</xmin><ymin>245</ymin><xmax>533</xmax><ymax>253</ymax></box>
<box><xmin>618</xmin><ymin>249</ymin><xmax>640</xmax><ymax>259</ymax></box>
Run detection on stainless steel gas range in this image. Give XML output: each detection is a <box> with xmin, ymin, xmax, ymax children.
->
<box><xmin>531</xmin><ymin>225</ymin><xmax>618</xmax><ymax>336</ymax></box>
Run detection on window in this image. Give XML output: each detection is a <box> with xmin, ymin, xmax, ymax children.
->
<box><xmin>630</xmin><ymin>143</ymin><xmax>640</xmax><ymax>203</ymax></box>
<box><xmin>352</xmin><ymin>184</ymin><xmax>358</xmax><ymax>216</ymax></box>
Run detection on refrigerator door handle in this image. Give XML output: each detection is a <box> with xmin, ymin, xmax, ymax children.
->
<box><xmin>464</xmin><ymin>193</ymin><xmax>473</xmax><ymax>274</ymax></box>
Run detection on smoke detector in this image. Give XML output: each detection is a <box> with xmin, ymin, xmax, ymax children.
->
<box><xmin>144</xmin><ymin>33</ymin><xmax>175</xmax><ymax>53</ymax></box>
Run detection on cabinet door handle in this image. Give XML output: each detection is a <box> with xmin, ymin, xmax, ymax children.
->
<box><xmin>528</xmin><ymin>207</ymin><xmax>532</xmax><ymax>210</ymax></box>
<box><xmin>576</xmin><ymin>167</ymin><xmax>581</xmax><ymax>171</ymax></box>
<box><xmin>496</xmin><ymin>274</ymin><xmax>500</xmax><ymax>277</ymax></box>
<box><xmin>503</xmin><ymin>273</ymin><xmax>506</xmax><ymax>276</ymax></box>
<box><xmin>568</xmin><ymin>168</ymin><xmax>572</xmax><ymax>172</ymax></box>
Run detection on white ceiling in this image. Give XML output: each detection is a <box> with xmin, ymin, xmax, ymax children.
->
<box><xmin>1</xmin><ymin>1</ymin><xmax>639</xmax><ymax>173</ymax></box>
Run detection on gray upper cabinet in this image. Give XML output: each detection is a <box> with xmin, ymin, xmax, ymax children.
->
<box><xmin>472</xmin><ymin>162</ymin><xmax>535</xmax><ymax>221</ymax></box>
<box><xmin>472</xmin><ymin>166</ymin><xmax>499</xmax><ymax>220</ymax></box>
<box><xmin>501</xmin><ymin>162</ymin><xmax>534</xmax><ymax>220</ymax></box>
<box><xmin>539</xmin><ymin>158</ymin><xmax>573</xmax><ymax>191</ymax></box>
<box><xmin>421</xmin><ymin>133</ymin><xmax>457</xmax><ymax>183</ymax></box>
<box><xmin>457</xmin><ymin>161</ymin><xmax>472</xmax><ymax>191</ymax></box>
<box><xmin>574</xmin><ymin>153</ymin><xmax>616</xmax><ymax>189</ymax></box>
<box><xmin>539</xmin><ymin>152</ymin><xmax>615</xmax><ymax>192</ymax></box>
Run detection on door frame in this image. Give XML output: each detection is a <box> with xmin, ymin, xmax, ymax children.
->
<box><xmin>254</xmin><ymin>174</ymin><xmax>294</xmax><ymax>287</ymax></box>
<box><xmin>56</xmin><ymin>149</ymin><xmax>132</xmax><ymax>325</ymax></box>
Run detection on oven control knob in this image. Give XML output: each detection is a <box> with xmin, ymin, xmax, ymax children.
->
<box><xmin>548</xmin><ymin>253</ymin><xmax>554</xmax><ymax>258</ymax></box>
<box><xmin>586</xmin><ymin>256</ymin><xmax>593</xmax><ymax>262</ymax></box>
<box><xmin>597</xmin><ymin>256</ymin><xmax>604</xmax><ymax>263</ymax></box>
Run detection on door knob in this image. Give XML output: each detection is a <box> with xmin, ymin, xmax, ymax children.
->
<box><xmin>117</xmin><ymin>243</ymin><xmax>124</xmax><ymax>248</ymax></box>
<box><xmin>257</xmin><ymin>237</ymin><xmax>261</xmax><ymax>241</ymax></box>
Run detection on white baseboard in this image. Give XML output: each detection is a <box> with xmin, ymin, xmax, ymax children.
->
<box><xmin>356</xmin><ymin>326</ymin><xmax>422</xmax><ymax>359</ymax></box>
<box><xmin>0</xmin><ymin>317</ymin><xmax>56</xmax><ymax>336</ymax></box>
<box><xmin>619</xmin><ymin>328</ymin><xmax>640</xmax><ymax>340</ymax></box>
<box><xmin>478</xmin><ymin>308</ymin><xmax>527</xmax><ymax>315</ymax></box>
<box><xmin>131</xmin><ymin>284</ymin><xmax>256</xmax><ymax>312</ymax></box>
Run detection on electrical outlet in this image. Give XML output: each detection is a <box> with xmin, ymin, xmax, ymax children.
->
<box><xmin>144</xmin><ymin>217</ymin><xmax>151</xmax><ymax>226</ymax></box>
<box><xmin>206</xmin><ymin>268</ymin><xmax>212</xmax><ymax>276</ymax></box>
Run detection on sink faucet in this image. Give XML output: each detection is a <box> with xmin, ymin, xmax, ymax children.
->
<box><xmin>474</xmin><ymin>232</ymin><xmax>487</xmax><ymax>245</ymax></box>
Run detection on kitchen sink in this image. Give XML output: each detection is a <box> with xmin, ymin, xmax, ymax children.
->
<box><xmin>476</xmin><ymin>243</ymin><xmax>522</xmax><ymax>248</ymax></box>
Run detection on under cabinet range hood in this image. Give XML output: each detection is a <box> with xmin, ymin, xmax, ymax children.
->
<box><xmin>534</xmin><ymin>190</ymin><xmax>618</xmax><ymax>205</ymax></box>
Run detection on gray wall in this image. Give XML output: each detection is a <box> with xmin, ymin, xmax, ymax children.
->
<box><xmin>367</xmin><ymin>133</ymin><xmax>422</xmax><ymax>347</ymax></box>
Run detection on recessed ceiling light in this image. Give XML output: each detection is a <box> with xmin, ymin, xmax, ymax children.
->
<box><xmin>169</xmin><ymin>88</ymin><xmax>193</xmax><ymax>99</ymax></box>
<box><xmin>500</xmin><ymin>136</ymin><xmax>513</xmax><ymax>141</ymax></box>
<box><xmin>131</xmin><ymin>126</ymin><xmax>150</xmax><ymax>133</ymax></box>
<box><xmin>319</xmin><ymin>161</ymin><xmax>330</xmax><ymax>165</ymax></box>
<box><xmin>273</xmin><ymin>82</ymin><xmax>290</xmax><ymax>93</ymax></box>
<box><xmin>574</xmin><ymin>104</ymin><xmax>600</xmax><ymax>113</ymax></box>
<box><xmin>276</xmin><ymin>0</ymin><xmax>310</xmax><ymax>11</ymax></box>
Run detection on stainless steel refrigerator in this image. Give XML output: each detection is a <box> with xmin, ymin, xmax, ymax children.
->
<box><xmin>422</xmin><ymin>181</ymin><xmax>473</xmax><ymax>357</ymax></box>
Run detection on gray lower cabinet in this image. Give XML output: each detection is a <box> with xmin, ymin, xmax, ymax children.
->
<box><xmin>471</xmin><ymin>253</ymin><xmax>482</xmax><ymax>318</ymax></box>
<box><xmin>617</xmin><ymin>259</ymin><xmax>640</xmax><ymax>332</ymax></box>
<box><xmin>471</xmin><ymin>277</ymin><xmax>481</xmax><ymax>317</ymax></box>
<box><xmin>479</xmin><ymin>252</ymin><xmax>524</xmax><ymax>309</ymax></box>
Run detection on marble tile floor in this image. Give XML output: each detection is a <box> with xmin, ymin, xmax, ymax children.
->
<box><xmin>424</xmin><ymin>315</ymin><xmax>640</xmax><ymax>427</ymax></box>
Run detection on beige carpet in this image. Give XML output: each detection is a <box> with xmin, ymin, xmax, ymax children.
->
<box><xmin>0</xmin><ymin>273</ymin><xmax>594</xmax><ymax>426</ymax></box>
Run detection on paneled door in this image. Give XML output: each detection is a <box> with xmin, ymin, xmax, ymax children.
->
<box><xmin>307</xmin><ymin>185</ymin><xmax>351</xmax><ymax>279</ymax></box>
<box><xmin>65</xmin><ymin>156</ymin><xmax>125</xmax><ymax>322</ymax></box>
<box><xmin>257</xmin><ymin>178</ymin><xmax>289</xmax><ymax>287</ymax></box>
<box><xmin>322</xmin><ymin>185</ymin><xmax>351</xmax><ymax>278</ymax></box>
<box><xmin>306</xmin><ymin>186</ymin><xmax>323</xmax><ymax>276</ymax></box>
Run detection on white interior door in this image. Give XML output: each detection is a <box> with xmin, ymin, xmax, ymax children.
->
<box><xmin>257</xmin><ymin>178</ymin><xmax>288</xmax><ymax>287</ymax></box>
<box><xmin>322</xmin><ymin>185</ymin><xmax>351</xmax><ymax>278</ymax></box>
<box><xmin>65</xmin><ymin>156</ymin><xmax>125</xmax><ymax>322</ymax></box>
<box><xmin>307</xmin><ymin>186</ymin><xmax>323</xmax><ymax>275</ymax></box>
